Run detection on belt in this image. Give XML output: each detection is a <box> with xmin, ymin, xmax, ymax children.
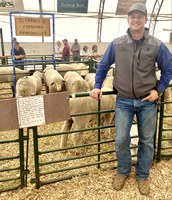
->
<box><xmin>137</xmin><ymin>93</ymin><xmax>149</xmax><ymax>99</ymax></box>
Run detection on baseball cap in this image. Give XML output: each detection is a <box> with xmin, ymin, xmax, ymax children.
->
<box><xmin>128</xmin><ymin>3</ymin><xmax>147</xmax><ymax>16</ymax></box>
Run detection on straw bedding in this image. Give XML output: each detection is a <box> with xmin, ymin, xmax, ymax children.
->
<box><xmin>0</xmin><ymin>159</ymin><xmax>171</xmax><ymax>200</ymax></box>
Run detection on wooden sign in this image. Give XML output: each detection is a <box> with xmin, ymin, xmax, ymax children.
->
<box><xmin>15</xmin><ymin>17</ymin><xmax>50</xmax><ymax>36</ymax></box>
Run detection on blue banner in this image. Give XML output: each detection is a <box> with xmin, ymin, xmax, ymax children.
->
<box><xmin>57</xmin><ymin>0</ymin><xmax>88</xmax><ymax>13</ymax></box>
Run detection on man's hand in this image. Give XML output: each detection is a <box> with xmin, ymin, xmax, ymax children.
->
<box><xmin>89</xmin><ymin>88</ymin><xmax>102</xmax><ymax>100</ymax></box>
<box><xmin>14</xmin><ymin>55</ymin><xmax>26</xmax><ymax>60</ymax></box>
<box><xmin>141</xmin><ymin>90</ymin><xmax>159</xmax><ymax>102</ymax></box>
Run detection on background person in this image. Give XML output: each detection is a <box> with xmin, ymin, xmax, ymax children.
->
<box><xmin>89</xmin><ymin>3</ymin><xmax>172</xmax><ymax>196</ymax></box>
<box><xmin>55</xmin><ymin>40</ymin><xmax>63</xmax><ymax>62</ymax></box>
<box><xmin>11</xmin><ymin>41</ymin><xmax>26</xmax><ymax>70</ymax></box>
<box><xmin>13</xmin><ymin>37</ymin><xmax>17</xmax><ymax>42</ymax></box>
<box><xmin>71</xmin><ymin>38</ymin><xmax>80</xmax><ymax>61</ymax></box>
<box><xmin>91</xmin><ymin>44</ymin><xmax>100</xmax><ymax>59</ymax></box>
<box><xmin>62</xmin><ymin>39</ymin><xmax>70</xmax><ymax>62</ymax></box>
<box><xmin>80</xmin><ymin>45</ymin><xmax>90</xmax><ymax>61</ymax></box>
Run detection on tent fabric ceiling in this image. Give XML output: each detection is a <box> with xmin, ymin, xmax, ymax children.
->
<box><xmin>0</xmin><ymin>0</ymin><xmax>171</xmax><ymax>43</ymax></box>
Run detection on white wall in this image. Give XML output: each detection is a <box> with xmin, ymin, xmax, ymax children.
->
<box><xmin>1</xmin><ymin>42</ymin><xmax>171</xmax><ymax>56</ymax></box>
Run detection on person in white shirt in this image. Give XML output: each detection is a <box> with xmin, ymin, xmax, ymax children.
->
<box><xmin>55</xmin><ymin>40</ymin><xmax>63</xmax><ymax>61</ymax></box>
<box><xmin>80</xmin><ymin>45</ymin><xmax>90</xmax><ymax>61</ymax></box>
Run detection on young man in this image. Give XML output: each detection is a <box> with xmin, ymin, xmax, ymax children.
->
<box><xmin>90</xmin><ymin>3</ymin><xmax>172</xmax><ymax>196</ymax></box>
<box><xmin>62</xmin><ymin>39</ymin><xmax>70</xmax><ymax>62</ymax></box>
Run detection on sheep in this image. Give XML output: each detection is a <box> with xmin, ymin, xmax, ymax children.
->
<box><xmin>107</xmin><ymin>64</ymin><xmax>115</xmax><ymax>77</ymax></box>
<box><xmin>16</xmin><ymin>71</ymin><xmax>43</xmax><ymax>97</ymax></box>
<box><xmin>156</xmin><ymin>70</ymin><xmax>172</xmax><ymax>113</ymax></box>
<box><xmin>85</xmin><ymin>73</ymin><xmax>96</xmax><ymax>90</ymax></box>
<box><xmin>103</xmin><ymin>75</ymin><xmax>114</xmax><ymax>89</ymax></box>
<box><xmin>60</xmin><ymin>76</ymin><xmax>115</xmax><ymax>154</ymax></box>
<box><xmin>64</xmin><ymin>71</ymin><xmax>90</xmax><ymax>93</ymax></box>
<box><xmin>56</xmin><ymin>63</ymin><xmax>89</xmax><ymax>77</ymax></box>
<box><xmin>85</xmin><ymin>72</ymin><xmax>114</xmax><ymax>90</ymax></box>
<box><xmin>43</xmin><ymin>66</ymin><xmax>65</xmax><ymax>94</ymax></box>
<box><xmin>0</xmin><ymin>67</ymin><xmax>31</xmax><ymax>96</ymax></box>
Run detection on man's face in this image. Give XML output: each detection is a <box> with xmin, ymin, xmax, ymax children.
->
<box><xmin>14</xmin><ymin>43</ymin><xmax>19</xmax><ymax>50</ymax></box>
<box><xmin>63</xmin><ymin>40</ymin><xmax>67</xmax><ymax>45</ymax></box>
<box><xmin>128</xmin><ymin>11</ymin><xmax>147</xmax><ymax>32</ymax></box>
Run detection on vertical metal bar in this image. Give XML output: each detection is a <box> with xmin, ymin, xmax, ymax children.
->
<box><xmin>0</xmin><ymin>28</ymin><xmax>6</xmax><ymax>64</ymax></box>
<box><xmin>38</xmin><ymin>0</ymin><xmax>44</xmax><ymax>43</ymax></box>
<box><xmin>19</xmin><ymin>128</ymin><xmax>25</xmax><ymax>188</ymax></box>
<box><xmin>25</xmin><ymin>128</ymin><xmax>30</xmax><ymax>186</ymax></box>
<box><xmin>97</xmin><ymin>97</ymin><xmax>101</xmax><ymax>168</ymax></box>
<box><xmin>9</xmin><ymin>11</ymin><xmax>17</xmax><ymax>96</ymax></box>
<box><xmin>88</xmin><ymin>57</ymin><xmax>96</xmax><ymax>73</ymax></box>
<box><xmin>32</xmin><ymin>126</ymin><xmax>40</xmax><ymax>189</ymax></box>
<box><xmin>157</xmin><ymin>93</ymin><xmax>165</xmax><ymax>161</ymax></box>
<box><xmin>52</xmin><ymin>13</ymin><xmax>56</xmax><ymax>69</ymax></box>
<box><xmin>153</xmin><ymin>103</ymin><xmax>159</xmax><ymax>159</ymax></box>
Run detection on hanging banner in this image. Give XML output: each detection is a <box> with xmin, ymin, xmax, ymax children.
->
<box><xmin>0</xmin><ymin>0</ymin><xmax>24</xmax><ymax>12</ymax></box>
<box><xmin>15</xmin><ymin>17</ymin><xmax>51</xmax><ymax>36</ymax></box>
<box><xmin>0</xmin><ymin>0</ymin><xmax>13</xmax><ymax>11</ymax></box>
<box><xmin>57</xmin><ymin>0</ymin><xmax>88</xmax><ymax>13</ymax></box>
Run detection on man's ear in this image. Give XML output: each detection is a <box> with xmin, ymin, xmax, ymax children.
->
<box><xmin>145</xmin><ymin>17</ymin><xmax>148</xmax><ymax>24</ymax></box>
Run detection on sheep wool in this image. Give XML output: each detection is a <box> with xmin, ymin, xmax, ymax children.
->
<box><xmin>16</xmin><ymin>71</ymin><xmax>43</xmax><ymax>97</ymax></box>
<box><xmin>64</xmin><ymin>71</ymin><xmax>90</xmax><ymax>93</ymax></box>
<box><xmin>44</xmin><ymin>66</ymin><xmax>65</xmax><ymax>93</ymax></box>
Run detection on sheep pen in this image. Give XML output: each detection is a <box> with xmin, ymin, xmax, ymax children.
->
<box><xmin>0</xmin><ymin>123</ymin><xmax>171</xmax><ymax>200</ymax></box>
<box><xmin>0</xmin><ymin>100</ymin><xmax>171</xmax><ymax>199</ymax></box>
<box><xmin>0</xmin><ymin>70</ymin><xmax>171</xmax><ymax>199</ymax></box>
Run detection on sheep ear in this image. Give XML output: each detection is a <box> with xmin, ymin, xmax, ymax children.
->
<box><xmin>28</xmin><ymin>69</ymin><xmax>34</xmax><ymax>75</ymax></box>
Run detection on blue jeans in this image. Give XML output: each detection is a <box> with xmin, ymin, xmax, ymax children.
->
<box><xmin>115</xmin><ymin>96</ymin><xmax>157</xmax><ymax>180</ymax></box>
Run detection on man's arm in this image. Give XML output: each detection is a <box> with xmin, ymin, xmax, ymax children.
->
<box><xmin>94</xmin><ymin>41</ymin><xmax>115</xmax><ymax>89</ymax></box>
<box><xmin>90</xmin><ymin>41</ymin><xmax>115</xmax><ymax>100</ymax></box>
<box><xmin>156</xmin><ymin>43</ymin><xmax>172</xmax><ymax>93</ymax></box>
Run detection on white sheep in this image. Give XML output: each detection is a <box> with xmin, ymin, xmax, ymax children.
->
<box><xmin>103</xmin><ymin>75</ymin><xmax>114</xmax><ymax>89</ymax></box>
<box><xmin>85</xmin><ymin>72</ymin><xmax>114</xmax><ymax>90</ymax></box>
<box><xmin>16</xmin><ymin>71</ymin><xmax>43</xmax><ymax>97</ymax></box>
<box><xmin>60</xmin><ymin>76</ymin><xmax>115</xmax><ymax>153</ymax></box>
<box><xmin>0</xmin><ymin>67</ymin><xmax>31</xmax><ymax>96</ymax></box>
<box><xmin>64</xmin><ymin>71</ymin><xmax>90</xmax><ymax>93</ymax></box>
<box><xmin>57</xmin><ymin>63</ymin><xmax>89</xmax><ymax>77</ymax></box>
<box><xmin>43</xmin><ymin>66</ymin><xmax>65</xmax><ymax>94</ymax></box>
<box><xmin>107</xmin><ymin>64</ymin><xmax>115</xmax><ymax>77</ymax></box>
<box><xmin>85</xmin><ymin>73</ymin><xmax>96</xmax><ymax>90</ymax></box>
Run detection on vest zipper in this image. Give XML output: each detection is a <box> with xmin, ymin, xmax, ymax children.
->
<box><xmin>132</xmin><ymin>42</ymin><xmax>137</xmax><ymax>98</ymax></box>
<box><xmin>137</xmin><ymin>48</ymin><xmax>142</xmax><ymax>67</ymax></box>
